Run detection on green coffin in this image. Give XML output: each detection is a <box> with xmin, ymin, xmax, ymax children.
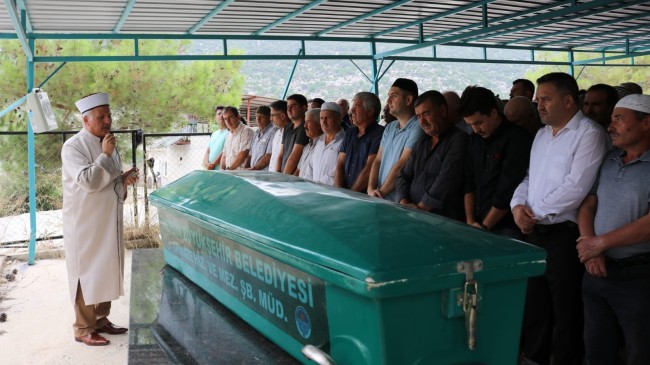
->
<box><xmin>150</xmin><ymin>170</ymin><xmax>546</xmax><ymax>365</ymax></box>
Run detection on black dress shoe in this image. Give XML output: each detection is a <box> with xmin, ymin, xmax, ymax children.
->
<box><xmin>75</xmin><ymin>332</ymin><xmax>110</xmax><ymax>346</ymax></box>
<box><xmin>96</xmin><ymin>321</ymin><xmax>128</xmax><ymax>335</ymax></box>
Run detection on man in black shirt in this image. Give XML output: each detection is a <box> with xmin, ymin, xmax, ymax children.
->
<box><xmin>395</xmin><ymin>90</ymin><xmax>468</xmax><ymax>220</ymax></box>
<box><xmin>279</xmin><ymin>94</ymin><xmax>309</xmax><ymax>174</ymax></box>
<box><xmin>459</xmin><ymin>86</ymin><xmax>532</xmax><ymax>238</ymax></box>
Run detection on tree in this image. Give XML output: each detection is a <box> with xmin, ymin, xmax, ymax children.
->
<box><xmin>0</xmin><ymin>39</ymin><xmax>245</xmax><ymax>214</ymax></box>
<box><xmin>1</xmin><ymin>39</ymin><xmax>244</xmax><ymax>131</ymax></box>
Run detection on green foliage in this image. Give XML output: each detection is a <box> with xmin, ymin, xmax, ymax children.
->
<box><xmin>0</xmin><ymin>39</ymin><xmax>244</xmax><ymax>219</ymax></box>
<box><xmin>525</xmin><ymin>52</ymin><xmax>650</xmax><ymax>91</ymax></box>
<box><xmin>1</xmin><ymin>39</ymin><xmax>244</xmax><ymax>131</ymax></box>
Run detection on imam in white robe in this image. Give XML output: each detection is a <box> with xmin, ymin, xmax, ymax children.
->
<box><xmin>61</xmin><ymin>128</ymin><xmax>126</xmax><ymax>305</ymax></box>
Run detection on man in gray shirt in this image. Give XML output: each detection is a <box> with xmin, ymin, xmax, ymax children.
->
<box><xmin>577</xmin><ymin>94</ymin><xmax>650</xmax><ymax>365</ymax></box>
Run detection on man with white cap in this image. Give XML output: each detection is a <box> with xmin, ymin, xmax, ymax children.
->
<box><xmin>61</xmin><ymin>93</ymin><xmax>138</xmax><ymax>346</ymax></box>
<box><xmin>295</xmin><ymin>108</ymin><xmax>323</xmax><ymax>178</ymax></box>
<box><xmin>576</xmin><ymin>94</ymin><xmax>650</xmax><ymax>365</ymax></box>
<box><xmin>306</xmin><ymin>102</ymin><xmax>345</xmax><ymax>185</ymax></box>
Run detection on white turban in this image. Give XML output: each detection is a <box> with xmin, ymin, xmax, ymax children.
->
<box><xmin>321</xmin><ymin>102</ymin><xmax>341</xmax><ymax>114</ymax></box>
<box><xmin>615</xmin><ymin>94</ymin><xmax>650</xmax><ymax>114</ymax></box>
<box><xmin>75</xmin><ymin>93</ymin><xmax>110</xmax><ymax>114</ymax></box>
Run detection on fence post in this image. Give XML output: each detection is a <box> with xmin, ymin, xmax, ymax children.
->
<box><xmin>143</xmin><ymin>135</ymin><xmax>149</xmax><ymax>230</ymax></box>
<box><xmin>131</xmin><ymin>130</ymin><xmax>138</xmax><ymax>228</ymax></box>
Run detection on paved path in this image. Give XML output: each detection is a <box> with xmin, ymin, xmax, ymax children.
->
<box><xmin>0</xmin><ymin>250</ymin><xmax>132</xmax><ymax>365</ymax></box>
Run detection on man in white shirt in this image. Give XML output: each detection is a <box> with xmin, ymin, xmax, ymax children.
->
<box><xmin>511</xmin><ymin>72</ymin><xmax>608</xmax><ymax>365</ymax></box>
<box><xmin>307</xmin><ymin>102</ymin><xmax>345</xmax><ymax>185</ymax></box>
<box><xmin>296</xmin><ymin>108</ymin><xmax>323</xmax><ymax>178</ymax></box>
<box><xmin>220</xmin><ymin>106</ymin><xmax>254</xmax><ymax>171</ymax></box>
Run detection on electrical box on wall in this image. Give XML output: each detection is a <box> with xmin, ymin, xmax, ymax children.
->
<box><xmin>26</xmin><ymin>88</ymin><xmax>58</xmax><ymax>133</ymax></box>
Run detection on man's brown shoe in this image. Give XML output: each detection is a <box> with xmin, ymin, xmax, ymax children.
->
<box><xmin>75</xmin><ymin>332</ymin><xmax>109</xmax><ymax>346</ymax></box>
<box><xmin>96</xmin><ymin>321</ymin><xmax>128</xmax><ymax>335</ymax></box>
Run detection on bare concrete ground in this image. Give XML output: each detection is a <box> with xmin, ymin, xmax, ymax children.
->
<box><xmin>0</xmin><ymin>250</ymin><xmax>132</xmax><ymax>365</ymax></box>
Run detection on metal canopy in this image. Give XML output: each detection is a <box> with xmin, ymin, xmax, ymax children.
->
<box><xmin>0</xmin><ymin>0</ymin><xmax>649</xmax><ymax>66</ymax></box>
<box><xmin>2</xmin><ymin>1</ymin><xmax>650</xmax><ymax>267</ymax></box>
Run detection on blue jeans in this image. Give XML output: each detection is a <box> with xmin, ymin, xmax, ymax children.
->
<box><xmin>583</xmin><ymin>261</ymin><xmax>650</xmax><ymax>365</ymax></box>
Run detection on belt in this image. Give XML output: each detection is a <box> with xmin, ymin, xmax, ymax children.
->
<box><xmin>533</xmin><ymin>221</ymin><xmax>576</xmax><ymax>235</ymax></box>
<box><xmin>607</xmin><ymin>253</ymin><xmax>650</xmax><ymax>268</ymax></box>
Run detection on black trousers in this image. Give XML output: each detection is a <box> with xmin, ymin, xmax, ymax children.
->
<box><xmin>521</xmin><ymin>222</ymin><xmax>585</xmax><ymax>365</ymax></box>
<box><xmin>583</xmin><ymin>258</ymin><xmax>650</xmax><ymax>365</ymax></box>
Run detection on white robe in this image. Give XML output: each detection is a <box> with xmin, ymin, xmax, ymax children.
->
<box><xmin>61</xmin><ymin>128</ymin><xmax>126</xmax><ymax>305</ymax></box>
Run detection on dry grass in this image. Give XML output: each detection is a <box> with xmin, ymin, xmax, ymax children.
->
<box><xmin>124</xmin><ymin>223</ymin><xmax>162</xmax><ymax>249</ymax></box>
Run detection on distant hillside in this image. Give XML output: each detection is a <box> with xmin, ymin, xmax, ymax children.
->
<box><xmin>193</xmin><ymin>40</ymin><xmax>541</xmax><ymax>102</ymax></box>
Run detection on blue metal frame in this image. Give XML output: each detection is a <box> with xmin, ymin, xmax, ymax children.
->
<box><xmin>0</xmin><ymin>95</ymin><xmax>28</xmax><ymax>119</ymax></box>
<box><xmin>508</xmin><ymin>12</ymin><xmax>650</xmax><ymax>46</ymax></box>
<box><xmin>572</xmin><ymin>49</ymin><xmax>650</xmax><ymax>65</ymax></box>
<box><xmin>576</xmin><ymin>24</ymin><xmax>650</xmax><ymax>50</ymax></box>
<box><xmin>372</xmin><ymin>0</ymin><xmax>498</xmax><ymax>38</ymax></box>
<box><xmin>254</xmin><ymin>0</ymin><xmax>327</xmax><ymax>35</ymax></box>
<box><xmin>3</xmin><ymin>0</ymin><xmax>33</xmax><ymax>61</ymax></box>
<box><xmin>26</xmin><ymin>38</ymin><xmax>36</xmax><ymax>264</ymax></box>
<box><xmin>187</xmin><ymin>0</ymin><xmax>235</xmax><ymax>34</ymax></box>
<box><xmin>281</xmin><ymin>48</ymin><xmax>303</xmax><ymax>99</ymax></box>
<box><xmin>315</xmin><ymin>0</ymin><xmax>413</xmax><ymax>37</ymax></box>
<box><xmin>423</xmin><ymin>0</ymin><xmax>574</xmax><ymax>42</ymax></box>
<box><xmin>13</xmin><ymin>32</ymin><xmax>634</xmax><ymax>55</ymax></box>
<box><xmin>38</xmin><ymin>62</ymin><xmax>67</xmax><ymax>88</ymax></box>
<box><xmin>15</xmin><ymin>0</ymin><xmax>31</xmax><ymax>33</ymax></box>
<box><xmin>113</xmin><ymin>0</ymin><xmax>138</xmax><ymax>33</ymax></box>
<box><xmin>372</xmin><ymin>0</ymin><xmax>625</xmax><ymax>59</ymax></box>
<box><xmin>463</xmin><ymin>0</ymin><xmax>644</xmax><ymax>45</ymax></box>
<box><xmin>543</xmin><ymin>24</ymin><xmax>650</xmax><ymax>48</ymax></box>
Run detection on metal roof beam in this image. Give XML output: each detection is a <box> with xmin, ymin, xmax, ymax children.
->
<box><xmin>3</xmin><ymin>0</ymin><xmax>33</xmax><ymax>61</ymax></box>
<box><xmin>465</xmin><ymin>0</ymin><xmax>646</xmax><ymax>44</ymax></box>
<box><xmin>630</xmin><ymin>41</ymin><xmax>650</xmax><ymax>52</ymax></box>
<box><xmin>25</xmin><ymin>31</ymin><xmax>632</xmax><ymax>54</ymax></box>
<box><xmin>373</xmin><ymin>0</ymin><xmax>622</xmax><ymax>59</ymax></box>
<box><xmin>30</xmin><ymin>32</ymin><xmax>418</xmax><ymax>43</ymax></box>
<box><xmin>30</xmin><ymin>54</ymin><xmax>575</xmax><ymax>66</ymax></box>
<box><xmin>15</xmin><ymin>0</ymin><xmax>31</xmax><ymax>32</ymax></box>
<box><xmin>372</xmin><ymin>0</ymin><xmax>497</xmax><ymax>38</ymax></box>
<box><xmin>601</xmin><ymin>38</ymin><xmax>650</xmax><ymax>52</ymax></box>
<box><xmin>113</xmin><ymin>0</ymin><xmax>137</xmax><ymax>33</ymax></box>
<box><xmin>254</xmin><ymin>0</ymin><xmax>327</xmax><ymax>35</ymax></box>
<box><xmin>572</xmin><ymin>49</ymin><xmax>650</xmax><ymax>65</ymax></box>
<box><xmin>506</xmin><ymin>12</ymin><xmax>650</xmax><ymax>46</ymax></box>
<box><xmin>316</xmin><ymin>0</ymin><xmax>413</xmax><ymax>37</ymax></box>
<box><xmin>426</xmin><ymin>0</ymin><xmax>573</xmax><ymax>43</ymax></box>
<box><xmin>566</xmin><ymin>24</ymin><xmax>650</xmax><ymax>49</ymax></box>
<box><xmin>187</xmin><ymin>0</ymin><xmax>235</xmax><ymax>34</ymax></box>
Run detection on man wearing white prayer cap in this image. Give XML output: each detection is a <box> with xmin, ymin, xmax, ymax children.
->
<box><xmin>305</xmin><ymin>102</ymin><xmax>345</xmax><ymax>185</ymax></box>
<box><xmin>577</xmin><ymin>93</ymin><xmax>650</xmax><ymax>365</ymax></box>
<box><xmin>61</xmin><ymin>93</ymin><xmax>138</xmax><ymax>346</ymax></box>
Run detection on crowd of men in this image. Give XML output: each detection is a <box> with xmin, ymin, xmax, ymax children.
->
<box><xmin>205</xmin><ymin>74</ymin><xmax>649</xmax><ymax>365</ymax></box>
